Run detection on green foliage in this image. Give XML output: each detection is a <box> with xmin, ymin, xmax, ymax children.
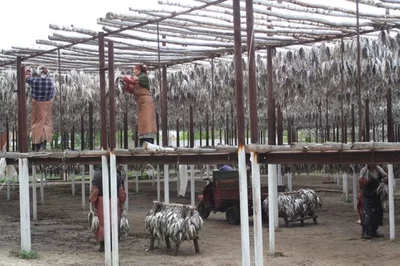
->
<box><xmin>18</xmin><ymin>250</ymin><xmax>39</xmax><ymax>259</ymax></box>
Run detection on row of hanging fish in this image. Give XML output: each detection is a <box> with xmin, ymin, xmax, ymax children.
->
<box><xmin>263</xmin><ymin>188</ymin><xmax>322</xmax><ymax>221</ymax></box>
<box><xmin>145</xmin><ymin>201</ymin><xmax>203</xmax><ymax>245</ymax></box>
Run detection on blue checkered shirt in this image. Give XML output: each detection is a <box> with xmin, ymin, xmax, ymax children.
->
<box><xmin>26</xmin><ymin>76</ymin><xmax>55</xmax><ymax>101</ymax></box>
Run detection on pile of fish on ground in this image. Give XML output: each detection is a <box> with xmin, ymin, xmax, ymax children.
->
<box><xmin>263</xmin><ymin>188</ymin><xmax>323</xmax><ymax>221</ymax></box>
<box><xmin>145</xmin><ymin>201</ymin><xmax>203</xmax><ymax>245</ymax></box>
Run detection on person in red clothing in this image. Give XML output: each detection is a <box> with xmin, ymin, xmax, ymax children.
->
<box><xmin>89</xmin><ymin>168</ymin><xmax>126</xmax><ymax>251</ymax></box>
<box><xmin>121</xmin><ymin>65</ymin><xmax>157</xmax><ymax>147</ymax></box>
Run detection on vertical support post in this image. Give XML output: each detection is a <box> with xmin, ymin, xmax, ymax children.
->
<box><xmin>136</xmin><ymin>169</ymin><xmax>139</xmax><ymax>193</ymax></box>
<box><xmin>80</xmin><ymin>114</ymin><xmax>85</xmax><ymax>150</ymax></box>
<box><xmin>387</xmin><ymin>88</ymin><xmax>394</xmax><ymax>142</ymax></box>
<box><xmin>189</xmin><ymin>106</ymin><xmax>194</xmax><ymax>148</ymax></box>
<box><xmin>32</xmin><ymin>165</ymin><xmax>37</xmax><ymax>221</ymax></box>
<box><xmin>108</xmin><ymin>41</ymin><xmax>116</xmax><ymax>150</ymax></box>
<box><xmin>101</xmin><ymin>156</ymin><xmax>112</xmax><ymax>266</ymax></box>
<box><xmin>233</xmin><ymin>0</ymin><xmax>250</xmax><ymax>264</ymax></box>
<box><xmin>340</xmin><ymin>38</ymin><xmax>345</xmax><ymax>143</ymax></box>
<box><xmin>206</xmin><ymin>111</ymin><xmax>209</xmax><ymax>147</ymax></box>
<box><xmin>71</xmin><ymin>170</ymin><xmax>75</xmax><ymax>196</ymax></box>
<box><xmin>343</xmin><ymin>173</ymin><xmax>348</xmax><ymax>202</ymax></box>
<box><xmin>211</xmin><ymin>59</ymin><xmax>215</xmax><ymax>147</ymax></box>
<box><xmin>353</xmin><ymin>170</ymin><xmax>357</xmax><ymax>212</ymax></box>
<box><xmin>110</xmin><ymin>153</ymin><xmax>120</xmax><ymax>265</ymax></box>
<box><xmin>19</xmin><ymin>158</ymin><xmax>31</xmax><ymax>251</ymax></box>
<box><xmin>351</xmin><ymin>104</ymin><xmax>355</xmax><ymax>143</ymax></box>
<box><xmin>162</xmin><ymin>66</ymin><xmax>168</xmax><ymax>147</ymax></box>
<box><xmin>191</xmin><ymin>165</ymin><xmax>195</xmax><ymax>207</ymax></box>
<box><xmin>89</xmin><ymin>102</ymin><xmax>94</xmax><ymax>150</ymax></box>
<box><xmin>40</xmin><ymin>171</ymin><xmax>44</xmax><ymax>205</ymax></box>
<box><xmin>123</xmin><ymin>165</ymin><xmax>129</xmax><ymax>211</ymax></box>
<box><xmin>365</xmin><ymin>98</ymin><xmax>370</xmax><ymax>141</ymax></box>
<box><xmin>356</xmin><ymin>0</ymin><xmax>362</xmax><ymax>142</ymax></box>
<box><xmin>268</xmin><ymin>164</ymin><xmax>277</xmax><ymax>254</ymax></box>
<box><xmin>277</xmin><ymin>164</ymin><xmax>282</xmax><ymax>186</ymax></box>
<box><xmin>81</xmin><ymin>165</ymin><xmax>86</xmax><ymax>210</ymax></box>
<box><xmin>176</xmin><ymin>119</ymin><xmax>180</xmax><ymax>147</ymax></box>
<box><xmin>17</xmin><ymin>58</ymin><xmax>27</xmax><ymax>152</ymax></box>
<box><xmin>98</xmin><ymin>32</ymin><xmax>108</xmax><ymax>150</ymax></box>
<box><xmin>157</xmin><ymin>165</ymin><xmax>161</xmax><ymax>201</ymax></box>
<box><xmin>388</xmin><ymin>164</ymin><xmax>395</xmax><ymax>240</ymax></box>
<box><xmin>124</xmin><ymin>110</ymin><xmax>128</xmax><ymax>149</ymax></box>
<box><xmin>287</xmin><ymin>172</ymin><xmax>292</xmax><ymax>192</ymax></box>
<box><xmin>164</xmin><ymin>165</ymin><xmax>169</xmax><ymax>204</ymax></box>
<box><xmin>250</xmin><ymin>152</ymin><xmax>263</xmax><ymax>266</ymax></box>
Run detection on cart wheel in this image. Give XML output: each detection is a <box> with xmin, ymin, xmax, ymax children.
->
<box><xmin>197</xmin><ymin>201</ymin><xmax>210</xmax><ymax>219</ymax></box>
<box><xmin>226</xmin><ymin>206</ymin><xmax>240</xmax><ymax>225</ymax></box>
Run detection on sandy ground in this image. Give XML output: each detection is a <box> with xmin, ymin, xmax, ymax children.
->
<box><xmin>0</xmin><ymin>173</ymin><xmax>399</xmax><ymax>266</ymax></box>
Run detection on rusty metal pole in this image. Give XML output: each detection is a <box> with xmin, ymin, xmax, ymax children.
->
<box><xmin>211</xmin><ymin>59</ymin><xmax>215</xmax><ymax>147</ymax></box>
<box><xmin>387</xmin><ymin>88</ymin><xmax>394</xmax><ymax>142</ymax></box>
<box><xmin>17</xmin><ymin>57</ymin><xmax>22</xmax><ymax>151</ymax></box>
<box><xmin>205</xmin><ymin>111</ymin><xmax>209</xmax><ymax>147</ymax></box>
<box><xmin>277</xmin><ymin>105</ymin><xmax>283</xmax><ymax>145</ymax></box>
<box><xmin>189</xmin><ymin>106</ymin><xmax>194</xmax><ymax>148</ymax></box>
<box><xmin>176</xmin><ymin>119</ymin><xmax>180</xmax><ymax>147</ymax></box>
<box><xmin>88</xmin><ymin>102</ymin><xmax>94</xmax><ymax>150</ymax></box>
<box><xmin>351</xmin><ymin>104</ymin><xmax>355</xmax><ymax>143</ymax></box>
<box><xmin>356</xmin><ymin>0</ymin><xmax>362</xmax><ymax>141</ymax></box>
<box><xmin>162</xmin><ymin>66</ymin><xmax>168</xmax><ymax>146</ymax></box>
<box><xmin>18</xmin><ymin>61</ymin><xmax>28</xmax><ymax>152</ymax></box>
<box><xmin>98</xmin><ymin>32</ymin><xmax>107</xmax><ymax>150</ymax></box>
<box><xmin>233</xmin><ymin>0</ymin><xmax>250</xmax><ymax>264</ymax></box>
<box><xmin>108</xmin><ymin>41</ymin><xmax>116</xmax><ymax>150</ymax></box>
<box><xmin>267</xmin><ymin>48</ymin><xmax>275</xmax><ymax>145</ymax></box>
<box><xmin>80</xmin><ymin>114</ymin><xmax>85</xmax><ymax>150</ymax></box>
<box><xmin>340</xmin><ymin>38</ymin><xmax>345</xmax><ymax>143</ymax></box>
<box><xmin>57</xmin><ymin>49</ymin><xmax>65</xmax><ymax>150</ymax></box>
<box><xmin>246</xmin><ymin>0</ymin><xmax>258</xmax><ymax>144</ymax></box>
<box><xmin>365</xmin><ymin>98</ymin><xmax>370</xmax><ymax>142</ymax></box>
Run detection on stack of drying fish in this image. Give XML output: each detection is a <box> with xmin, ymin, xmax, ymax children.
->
<box><xmin>376</xmin><ymin>182</ymin><xmax>389</xmax><ymax>212</ymax></box>
<box><xmin>145</xmin><ymin>201</ymin><xmax>203</xmax><ymax>245</ymax></box>
<box><xmin>263</xmin><ymin>188</ymin><xmax>322</xmax><ymax>221</ymax></box>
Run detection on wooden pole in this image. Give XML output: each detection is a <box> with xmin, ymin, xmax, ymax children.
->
<box><xmin>32</xmin><ymin>166</ymin><xmax>37</xmax><ymax>221</ymax></box>
<box><xmin>81</xmin><ymin>165</ymin><xmax>86</xmax><ymax>210</ymax></box>
<box><xmin>98</xmin><ymin>32</ymin><xmax>108</xmax><ymax>150</ymax></box>
<box><xmin>80</xmin><ymin>114</ymin><xmax>85</xmax><ymax>150</ymax></box>
<box><xmin>190</xmin><ymin>164</ymin><xmax>195</xmax><ymax>207</ymax></box>
<box><xmin>365</xmin><ymin>98</ymin><xmax>370</xmax><ymax>141</ymax></box>
<box><xmin>108</xmin><ymin>41</ymin><xmax>116</xmax><ymax>150</ymax></box>
<box><xmin>388</xmin><ymin>164</ymin><xmax>395</xmax><ymax>240</ymax></box>
<box><xmin>387</xmin><ymin>88</ymin><xmax>394</xmax><ymax>142</ymax></box>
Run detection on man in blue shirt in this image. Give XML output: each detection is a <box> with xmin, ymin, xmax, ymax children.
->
<box><xmin>25</xmin><ymin>66</ymin><xmax>55</xmax><ymax>151</ymax></box>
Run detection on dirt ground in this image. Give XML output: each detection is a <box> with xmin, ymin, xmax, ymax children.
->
<box><xmin>0</xmin><ymin>173</ymin><xmax>399</xmax><ymax>266</ymax></box>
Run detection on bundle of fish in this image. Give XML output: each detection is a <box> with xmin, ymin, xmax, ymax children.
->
<box><xmin>120</xmin><ymin>209</ymin><xmax>130</xmax><ymax>238</ymax></box>
<box><xmin>145</xmin><ymin>201</ymin><xmax>203</xmax><ymax>245</ymax></box>
<box><xmin>263</xmin><ymin>189</ymin><xmax>322</xmax><ymax>221</ymax></box>
<box><xmin>376</xmin><ymin>182</ymin><xmax>389</xmax><ymax>212</ymax></box>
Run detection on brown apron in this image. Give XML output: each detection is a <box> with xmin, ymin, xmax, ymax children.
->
<box><xmin>31</xmin><ymin>99</ymin><xmax>53</xmax><ymax>144</ymax></box>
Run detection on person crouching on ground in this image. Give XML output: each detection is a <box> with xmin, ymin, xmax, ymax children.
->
<box><xmin>359</xmin><ymin>163</ymin><xmax>387</xmax><ymax>239</ymax></box>
<box><xmin>25</xmin><ymin>66</ymin><xmax>55</xmax><ymax>152</ymax></box>
<box><xmin>89</xmin><ymin>167</ymin><xmax>126</xmax><ymax>251</ymax></box>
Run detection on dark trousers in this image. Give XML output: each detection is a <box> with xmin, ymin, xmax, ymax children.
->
<box><xmin>139</xmin><ymin>138</ymin><xmax>154</xmax><ymax>147</ymax></box>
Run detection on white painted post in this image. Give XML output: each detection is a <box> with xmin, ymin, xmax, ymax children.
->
<box><xmin>110</xmin><ymin>154</ymin><xmax>120</xmax><ymax>265</ymax></box>
<box><xmin>268</xmin><ymin>164</ymin><xmax>277</xmax><ymax>255</ymax></box>
<box><xmin>288</xmin><ymin>172</ymin><xmax>293</xmax><ymax>192</ymax></box>
<box><xmin>353</xmin><ymin>171</ymin><xmax>357</xmax><ymax>212</ymax></box>
<box><xmin>101</xmin><ymin>156</ymin><xmax>112</xmax><ymax>266</ymax></box>
<box><xmin>40</xmin><ymin>172</ymin><xmax>44</xmax><ymax>205</ymax></box>
<box><xmin>251</xmin><ymin>152</ymin><xmax>263</xmax><ymax>266</ymax></box>
<box><xmin>71</xmin><ymin>171</ymin><xmax>75</xmax><ymax>196</ymax></box>
<box><xmin>336</xmin><ymin>172</ymin><xmax>340</xmax><ymax>187</ymax></box>
<box><xmin>123</xmin><ymin>165</ymin><xmax>129</xmax><ymax>211</ymax></box>
<box><xmin>190</xmin><ymin>165</ymin><xmax>195</xmax><ymax>207</ymax></box>
<box><xmin>343</xmin><ymin>173</ymin><xmax>348</xmax><ymax>202</ymax></box>
<box><xmin>277</xmin><ymin>164</ymin><xmax>282</xmax><ymax>186</ymax></box>
<box><xmin>135</xmin><ymin>169</ymin><xmax>139</xmax><ymax>193</ymax></box>
<box><xmin>273</xmin><ymin>165</ymin><xmax>279</xmax><ymax>229</ymax></box>
<box><xmin>19</xmin><ymin>159</ymin><xmax>31</xmax><ymax>251</ymax></box>
<box><xmin>177</xmin><ymin>165</ymin><xmax>180</xmax><ymax>197</ymax></box>
<box><xmin>7</xmin><ymin>178</ymin><xmax>10</xmax><ymax>200</ymax></box>
<box><xmin>89</xmin><ymin>165</ymin><xmax>94</xmax><ymax>192</ymax></box>
<box><xmin>32</xmin><ymin>166</ymin><xmax>37</xmax><ymax>221</ymax></box>
<box><xmin>157</xmin><ymin>165</ymin><xmax>161</xmax><ymax>201</ymax></box>
<box><xmin>164</xmin><ymin>165</ymin><xmax>169</xmax><ymax>204</ymax></box>
<box><xmin>206</xmin><ymin>164</ymin><xmax>210</xmax><ymax>180</ymax></box>
<box><xmin>238</xmin><ymin>146</ymin><xmax>250</xmax><ymax>266</ymax></box>
<box><xmin>81</xmin><ymin>165</ymin><xmax>86</xmax><ymax>210</ymax></box>
<box><xmin>12</xmin><ymin>175</ymin><xmax>15</xmax><ymax>190</ymax></box>
<box><xmin>388</xmin><ymin>164</ymin><xmax>395</xmax><ymax>240</ymax></box>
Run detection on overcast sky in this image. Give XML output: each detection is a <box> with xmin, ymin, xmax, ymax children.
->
<box><xmin>0</xmin><ymin>0</ymin><xmax>158</xmax><ymax>50</ymax></box>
